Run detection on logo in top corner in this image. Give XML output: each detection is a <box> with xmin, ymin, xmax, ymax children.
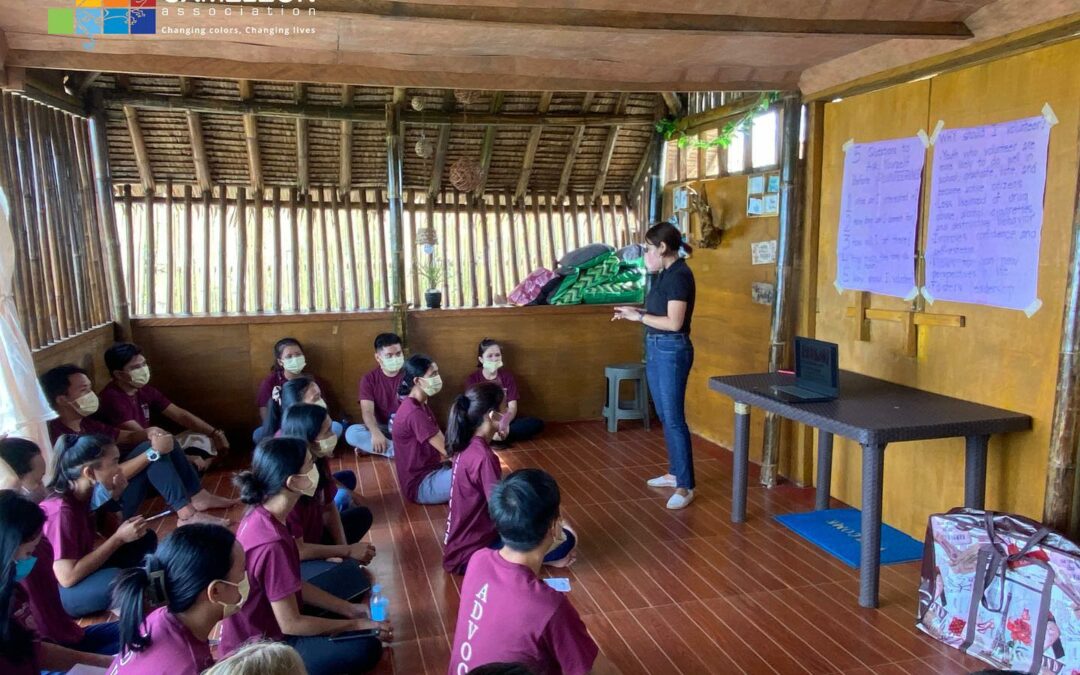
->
<box><xmin>47</xmin><ymin>0</ymin><xmax>157</xmax><ymax>44</ymax></box>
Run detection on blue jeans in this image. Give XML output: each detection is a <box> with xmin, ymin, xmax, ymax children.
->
<box><xmin>345</xmin><ymin>423</ymin><xmax>394</xmax><ymax>457</ymax></box>
<box><xmin>115</xmin><ymin>441</ymin><xmax>203</xmax><ymax>518</ymax></box>
<box><xmin>58</xmin><ymin>531</ymin><xmax>158</xmax><ymax>617</ymax></box>
<box><xmin>645</xmin><ymin>333</ymin><xmax>695</xmax><ymax>490</ymax></box>
<box><xmin>415</xmin><ymin>465</ymin><xmax>452</xmax><ymax>504</ymax></box>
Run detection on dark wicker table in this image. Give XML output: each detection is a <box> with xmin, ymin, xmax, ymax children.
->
<box><xmin>708</xmin><ymin>370</ymin><xmax>1032</xmax><ymax>608</ymax></box>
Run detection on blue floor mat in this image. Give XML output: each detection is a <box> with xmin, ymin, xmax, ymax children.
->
<box><xmin>774</xmin><ymin>508</ymin><xmax>924</xmax><ymax>568</ymax></box>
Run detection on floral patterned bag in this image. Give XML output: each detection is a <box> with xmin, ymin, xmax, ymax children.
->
<box><xmin>917</xmin><ymin>508</ymin><xmax>1080</xmax><ymax>674</ymax></box>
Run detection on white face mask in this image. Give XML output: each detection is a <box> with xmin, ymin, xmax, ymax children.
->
<box><xmin>282</xmin><ymin>355</ymin><xmax>306</xmax><ymax>374</ymax></box>
<box><xmin>129</xmin><ymin>365</ymin><xmax>150</xmax><ymax>387</ymax></box>
<box><xmin>293</xmin><ymin>464</ymin><xmax>320</xmax><ymax>498</ymax></box>
<box><xmin>72</xmin><ymin>391</ymin><xmax>99</xmax><ymax>416</ymax></box>
<box><xmin>381</xmin><ymin>355</ymin><xmax>404</xmax><ymax>375</ymax></box>
<box><xmin>482</xmin><ymin>359</ymin><xmax>503</xmax><ymax>374</ymax></box>
<box><xmin>313</xmin><ymin>398</ymin><xmax>328</xmax><ymax>409</ymax></box>
<box><xmin>212</xmin><ymin>573</ymin><xmax>250</xmax><ymax>618</ymax></box>
<box><xmin>316</xmin><ymin>434</ymin><xmax>338</xmax><ymax>457</ymax></box>
<box><xmin>419</xmin><ymin>374</ymin><xmax>443</xmax><ymax>397</ymax></box>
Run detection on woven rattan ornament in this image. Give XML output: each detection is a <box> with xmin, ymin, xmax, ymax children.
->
<box><xmin>415</xmin><ymin>136</ymin><xmax>434</xmax><ymax>159</ymax></box>
<box><xmin>449</xmin><ymin>157</ymin><xmax>483</xmax><ymax>192</ymax></box>
<box><xmin>410</xmin><ymin>96</ymin><xmax>425</xmax><ymax>112</ymax></box>
<box><xmin>416</xmin><ymin>226</ymin><xmax>438</xmax><ymax>255</ymax></box>
<box><xmin>454</xmin><ymin>90</ymin><xmax>482</xmax><ymax>106</ymax></box>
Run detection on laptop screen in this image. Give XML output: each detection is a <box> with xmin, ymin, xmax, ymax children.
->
<box><xmin>795</xmin><ymin>338</ymin><xmax>838</xmax><ymax>394</ymax></box>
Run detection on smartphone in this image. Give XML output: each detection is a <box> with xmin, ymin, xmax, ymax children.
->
<box><xmin>330</xmin><ymin>629</ymin><xmax>379</xmax><ymax>641</ymax></box>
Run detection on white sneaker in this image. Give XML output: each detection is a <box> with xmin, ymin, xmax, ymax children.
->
<box><xmin>646</xmin><ymin>474</ymin><xmax>677</xmax><ymax>488</ymax></box>
<box><xmin>666</xmin><ymin>490</ymin><xmax>695</xmax><ymax>510</ymax></box>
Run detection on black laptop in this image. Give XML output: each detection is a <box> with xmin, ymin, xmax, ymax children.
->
<box><xmin>766</xmin><ymin>337</ymin><xmax>839</xmax><ymax>403</ymax></box>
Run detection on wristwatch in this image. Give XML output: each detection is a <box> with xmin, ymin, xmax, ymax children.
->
<box><xmin>145</xmin><ymin>447</ymin><xmax>161</xmax><ymax>463</ymax></box>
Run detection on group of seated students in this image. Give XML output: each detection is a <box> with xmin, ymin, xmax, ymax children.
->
<box><xmin>0</xmin><ymin>332</ymin><xmax>613</xmax><ymax>675</ymax></box>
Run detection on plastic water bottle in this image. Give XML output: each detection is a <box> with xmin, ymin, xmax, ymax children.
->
<box><xmin>370</xmin><ymin>584</ymin><xmax>388</xmax><ymax>622</ymax></box>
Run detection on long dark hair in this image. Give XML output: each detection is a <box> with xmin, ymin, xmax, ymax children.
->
<box><xmin>111</xmin><ymin>524</ymin><xmax>236</xmax><ymax>654</ymax></box>
<box><xmin>0</xmin><ymin>438</ymin><xmax>41</xmax><ymax>479</ymax></box>
<box><xmin>645</xmin><ymin>221</ymin><xmax>692</xmax><ymax>257</ymax></box>
<box><xmin>446</xmin><ymin>382</ymin><xmax>505</xmax><ymax>456</ymax></box>
<box><xmin>233</xmin><ymin>437</ymin><xmax>310</xmax><ymax>505</ymax></box>
<box><xmin>281</xmin><ymin>404</ymin><xmax>332</xmax><ymax>495</ymax></box>
<box><xmin>0</xmin><ymin>491</ymin><xmax>46</xmax><ymax>664</ymax></box>
<box><xmin>270</xmin><ymin>337</ymin><xmax>303</xmax><ymax>373</ymax></box>
<box><xmin>476</xmin><ymin>338</ymin><xmax>500</xmax><ymax>368</ymax></box>
<box><xmin>259</xmin><ymin>376</ymin><xmax>315</xmax><ymax>440</ymax></box>
<box><xmin>398</xmin><ymin>354</ymin><xmax>434</xmax><ymax>397</ymax></box>
<box><xmin>45</xmin><ymin>434</ymin><xmax>113</xmax><ymax>495</ymax></box>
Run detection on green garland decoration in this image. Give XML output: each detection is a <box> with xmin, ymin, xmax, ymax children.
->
<box><xmin>655</xmin><ymin>92</ymin><xmax>781</xmax><ymax>150</ymax></box>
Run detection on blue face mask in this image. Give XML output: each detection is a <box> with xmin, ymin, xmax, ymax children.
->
<box><xmin>89</xmin><ymin>482</ymin><xmax>115</xmax><ymax>512</ymax></box>
<box><xmin>14</xmin><ymin>556</ymin><xmax>37</xmax><ymax>582</ymax></box>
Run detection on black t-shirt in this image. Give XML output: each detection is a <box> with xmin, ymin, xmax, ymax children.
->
<box><xmin>645</xmin><ymin>258</ymin><xmax>695</xmax><ymax>334</ymax></box>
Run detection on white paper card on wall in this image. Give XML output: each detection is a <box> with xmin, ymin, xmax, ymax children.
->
<box><xmin>751</xmin><ymin>240</ymin><xmax>778</xmax><ymax>265</ymax></box>
<box><xmin>752</xmin><ymin>282</ymin><xmax>776</xmax><ymax>305</ymax></box>
<box><xmin>673</xmin><ymin>187</ymin><xmax>689</xmax><ymax>210</ymax></box>
<box><xmin>748</xmin><ymin>175</ymin><xmax>766</xmax><ymax>194</ymax></box>
<box><xmin>763</xmin><ymin>194</ymin><xmax>780</xmax><ymax>215</ymax></box>
<box><xmin>924</xmin><ymin>115</ymin><xmax>1052</xmax><ymax>312</ymax></box>
<box><xmin>747</xmin><ymin>196</ymin><xmax>765</xmax><ymax>216</ymax></box>
<box><xmin>835</xmin><ymin>136</ymin><xmax>925</xmax><ymax>298</ymax></box>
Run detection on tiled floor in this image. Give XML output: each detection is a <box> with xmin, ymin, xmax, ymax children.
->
<box><xmin>150</xmin><ymin>421</ymin><xmax>987</xmax><ymax>674</ymax></box>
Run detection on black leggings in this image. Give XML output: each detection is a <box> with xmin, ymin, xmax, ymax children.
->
<box><xmin>287</xmin><ymin>632</ymin><xmax>382</xmax><ymax>675</ymax></box>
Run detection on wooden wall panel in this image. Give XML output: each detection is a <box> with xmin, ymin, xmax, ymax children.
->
<box><xmin>816</xmin><ymin>39</ymin><xmax>1080</xmax><ymax>537</ymax></box>
<box><xmin>32</xmin><ymin>324</ymin><xmax>115</xmax><ymax>386</ymax></box>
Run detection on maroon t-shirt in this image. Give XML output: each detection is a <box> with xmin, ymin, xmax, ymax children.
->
<box><xmin>358</xmin><ymin>368</ymin><xmax>404</xmax><ymax>426</ymax></box>
<box><xmin>464</xmin><ymin>369</ymin><xmax>520</xmax><ymax>403</ymax></box>
<box><xmin>41</xmin><ymin>493</ymin><xmax>96</xmax><ymax>562</ymax></box>
<box><xmin>391</xmin><ymin>396</ymin><xmax>445</xmax><ymax>502</ymax></box>
<box><xmin>108</xmin><ymin>607</ymin><xmax>214</xmax><ymax>675</ymax></box>
<box><xmin>1</xmin><ymin>586</ymin><xmax>42</xmax><ymax>675</ymax></box>
<box><xmin>449</xmin><ymin>549</ymin><xmax>599</xmax><ymax>675</ymax></box>
<box><xmin>47</xmin><ymin>417</ymin><xmax>120</xmax><ymax>446</ymax></box>
<box><xmin>443</xmin><ymin>436</ymin><xmax>502</xmax><ymax>574</ymax></box>
<box><xmin>220</xmin><ymin>505</ymin><xmax>303</xmax><ymax>656</ymax></box>
<box><xmin>20</xmin><ymin>536</ymin><xmax>84</xmax><ymax>645</ymax></box>
<box><xmin>97</xmin><ymin>381</ymin><xmax>172</xmax><ymax>429</ymax></box>
<box><xmin>256</xmin><ymin>371</ymin><xmax>334</xmax><ymax>410</ymax></box>
<box><xmin>286</xmin><ymin>471</ymin><xmax>334</xmax><ymax>545</ymax></box>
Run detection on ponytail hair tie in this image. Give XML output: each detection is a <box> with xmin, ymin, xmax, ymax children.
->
<box><xmin>271</xmin><ymin>386</ymin><xmax>282</xmax><ymax>404</ymax></box>
<box><xmin>146</xmin><ymin>569</ymin><xmax>169</xmax><ymax>606</ymax></box>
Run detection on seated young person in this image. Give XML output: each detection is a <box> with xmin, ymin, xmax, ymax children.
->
<box><xmin>449</xmin><ymin>469</ymin><xmax>614</xmax><ymax>675</ymax></box>
<box><xmin>0</xmin><ymin>438</ymin><xmax>120</xmax><ymax>658</ymax></box>
<box><xmin>464</xmin><ymin>338</ymin><xmax>544</xmax><ymax>447</ymax></box>
<box><xmin>221</xmin><ymin>437</ymin><xmax>390</xmax><ymax>675</ymax></box>
<box><xmin>40</xmin><ymin>435</ymin><xmax>159</xmax><ymax>618</ymax></box>
<box><xmin>254</xmin><ymin>338</ymin><xmax>342</xmax><ymax>443</ymax></box>
<box><xmin>443</xmin><ymin>383</ymin><xmax>576</xmax><ymax>575</ymax></box>
<box><xmin>0</xmin><ymin>491</ymin><xmax>115</xmax><ymax>675</ymax></box>
<box><xmin>280</xmin><ymin>404</ymin><xmax>375</xmax><ymax>597</ymax></box>
<box><xmin>40</xmin><ymin>365</ymin><xmax>228</xmax><ymax>527</ymax></box>
<box><xmin>108</xmin><ymin>523</ymin><xmax>247</xmax><ymax>675</ymax></box>
<box><xmin>391</xmin><ymin>355</ymin><xmax>452</xmax><ymax>505</ymax></box>
<box><xmin>345</xmin><ymin>333</ymin><xmax>405</xmax><ymax>458</ymax></box>
<box><xmin>98</xmin><ymin>342</ymin><xmax>231</xmax><ymax>473</ymax></box>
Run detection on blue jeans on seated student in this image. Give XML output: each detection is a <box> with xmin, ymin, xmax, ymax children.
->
<box><xmin>345</xmin><ymin>423</ymin><xmax>394</xmax><ymax>457</ymax></box>
<box><xmin>415</xmin><ymin>465</ymin><xmax>452</xmax><ymax>505</ymax></box>
<box><xmin>112</xmin><ymin>440</ymin><xmax>204</xmax><ymax>519</ymax></box>
<box><xmin>58</xmin><ymin>531</ymin><xmax>158</xmax><ymax>617</ymax></box>
<box><xmin>645</xmin><ymin>333</ymin><xmax>695</xmax><ymax>490</ymax></box>
<box><xmin>287</xmin><ymin>632</ymin><xmax>382</xmax><ymax>675</ymax></box>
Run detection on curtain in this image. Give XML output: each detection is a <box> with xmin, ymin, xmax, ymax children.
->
<box><xmin>0</xmin><ymin>186</ymin><xmax>56</xmax><ymax>461</ymax></box>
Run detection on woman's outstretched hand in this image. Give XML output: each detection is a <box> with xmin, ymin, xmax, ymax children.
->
<box><xmin>612</xmin><ymin>306</ymin><xmax>642</xmax><ymax>322</ymax></box>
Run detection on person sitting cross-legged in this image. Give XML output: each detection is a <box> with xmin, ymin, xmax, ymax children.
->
<box><xmin>345</xmin><ymin>332</ymin><xmax>405</xmax><ymax>458</ymax></box>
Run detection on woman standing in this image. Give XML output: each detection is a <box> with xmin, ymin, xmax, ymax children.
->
<box><xmin>613</xmin><ymin>222</ymin><xmax>696</xmax><ymax>509</ymax></box>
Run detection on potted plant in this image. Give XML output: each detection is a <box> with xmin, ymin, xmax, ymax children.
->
<box><xmin>417</xmin><ymin>257</ymin><xmax>443</xmax><ymax>309</ymax></box>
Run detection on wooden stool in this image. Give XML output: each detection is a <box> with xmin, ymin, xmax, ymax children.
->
<box><xmin>602</xmin><ymin>363</ymin><xmax>650</xmax><ymax>432</ymax></box>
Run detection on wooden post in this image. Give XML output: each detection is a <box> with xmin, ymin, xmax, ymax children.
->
<box><xmin>304</xmin><ymin>190</ymin><xmax>314</xmax><ymax>312</ymax></box>
<box><xmin>143</xmin><ymin>189</ymin><xmax>155</xmax><ymax>316</ymax></box>
<box><xmin>123</xmin><ymin>184</ymin><xmax>134</xmax><ymax>309</ymax></box>
<box><xmin>217</xmin><ymin>185</ymin><xmax>226</xmax><ymax>313</ymax></box>
<box><xmin>236</xmin><ymin>187</ymin><xmax>248</xmax><ymax>314</ymax></box>
<box><xmin>288</xmin><ymin>187</ymin><xmax>299</xmax><ymax>312</ymax></box>
<box><xmin>569</xmin><ymin>193</ymin><xmax>583</xmax><ymax>251</ymax></box>
<box><xmin>530</xmin><ymin>194</ymin><xmax>544</xmax><ymax>270</ymax></box>
<box><xmin>407</xmin><ymin>190</ymin><xmax>421</xmax><ymax>308</ymax></box>
<box><xmin>545</xmin><ymin>193</ymin><xmax>559</xmax><ymax>262</ymax></box>
<box><xmin>341</xmin><ymin>191</ymin><xmax>358</xmax><ymax>310</ymax></box>
<box><xmin>465</xmin><ymin>193</ymin><xmax>478</xmax><ymax>307</ymax></box>
<box><xmin>492</xmin><ymin>192</ymin><xmax>506</xmax><ymax>301</ymax></box>
<box><xmin>254</xmin><ymin>188</ymin><xmax>265</xmax><ymax>312</ymax></box>
<box><xmin>760</xmin><ymin>93</ymin><xmax>803</xmax><ymax>488</ymax></box>
<box><xmin>358</xmin><ymin>190</ymin><xmax>374</xmax><ymax>309</ymax></box>
<box><xmin>478</xmin><ymin>197</ymin><xmax>492</xmax><ymax>306</ymax></box>
<box><xmin>438</xmin><ymin>193</ymin><xmax>449</xmax><ymax>303</ymax></box>
<box><xmin>272</xmin><ymin>187</ymin><xmax>281</xmax><ymax>313</ymax></box>
<box><xmin>201</xmin><ymin>189</ymin><xmax>210</xmax><ymax>314</ymax></box>
<box><xmin>328</xmin><ymin>186</ymin><xmax>345</xmax><ymax>311</ymax></box>
<box><xmin>318</xmin><ymin>187</ymin><xmax>330</xmax><ymax>311</ymax></box>
<box><xmin>182</xmin><ymin>185</ymin><xmax>192</xmax><ymax>314</ymax></box>
<box><xmin>452</xmin><ymin>191</ymin><xmax>463</xmax><ymax>308</ymax></box>
<box><xmin>386</xmin><ymin>102</ymin><xmax>406</xmax><ymax>308</ymax></box>
<box><xmin>164</xmin><ymin>179</ymin><xmax>173</xmax><ymax>314</ymax></box>
<box><xmin>375</xmin><ymin>189</ymin><xmax>390</xmax><ymax>308</ymax></box>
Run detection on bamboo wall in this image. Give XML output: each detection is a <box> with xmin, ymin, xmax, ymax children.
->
<box><xmin>115</xmin><ymin>186</ymin><xmax>643</xmax><ymax>316</ymax></box>
<box><xmin>812</xmin><ymin>39</ymin><xmax>1080</xmax><ymax>538</ymax></box>
<box><xmin>0</xmin><ymin>92</ymin><xmax>112</xmax><ymax>351</ymax></box>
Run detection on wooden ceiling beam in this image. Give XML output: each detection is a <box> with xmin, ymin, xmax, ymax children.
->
<box><xmin>118</xmin><ymin>73</ymin><xmax>154</xmax><ymax>193</ymax></box>
<box><xmin>295</xmin><ymin>83</ymin><xmax>308</xmax><ymax>193</ymax></box>
<box><xmin>239</xmin><ymin>79</ymin><xmax>263</xmax><ymax>192</ymax></box>
<box><xmin>474</xmin><ymin>91</ymin><xmax>504</xmax><ymax>199</ymax></box>
<box><xmin>179</xmin><ymin>76</ymin><xmax>211</xmax><ymax>191</ymax></box>
<box><xmin>340</xmin><ymin>84</ymin><xmax>354</xmax><ymax>194</ymax></box>
<box><xmin>661</xmin><ymin>92</ymin><xmax>683</xmax><ymax>117</ymax></box>
<box><xmin>101</xmin><ymin>91</ymin><xmax>654</xmax><ymax>127</ymax></box>
<box><xmin>514</xmin><ymin>91</ymin><xmax>553</xmax><ymax>202</ymax></box>
<box><xmin>427</xmin><ymin>89</ymin><xmax>455</xmax><ymax>198</ymax></box>
<box><xmin>556</xmin><ymin>91</ymin><xmax>595</xmax><ymax>203</ymax></box>
<box><xmin>302</xmin><ymin>1</ymin><xmax>974</xmax><ymax>39</ymax></box>
<box><xmin>592</xmin><ymin>92</ymin><xmax>630</xmax><ymax>203</ymax></box>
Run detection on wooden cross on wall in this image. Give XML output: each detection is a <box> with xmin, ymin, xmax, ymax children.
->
<box><xmin>845</xmin><ymin>290</ymin><xmax>965</xmax><ymax>357</ymax></box>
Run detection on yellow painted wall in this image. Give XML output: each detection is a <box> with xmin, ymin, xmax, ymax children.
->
<box><xmin>670</xmin><ymin>177</ymin><xmax>786</xmax><ymax>471</ymax></box>
<box><xmin>816</xmin><ymin>39</ymin><xmax>1080</xmax><ymax>538</ymax></box>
